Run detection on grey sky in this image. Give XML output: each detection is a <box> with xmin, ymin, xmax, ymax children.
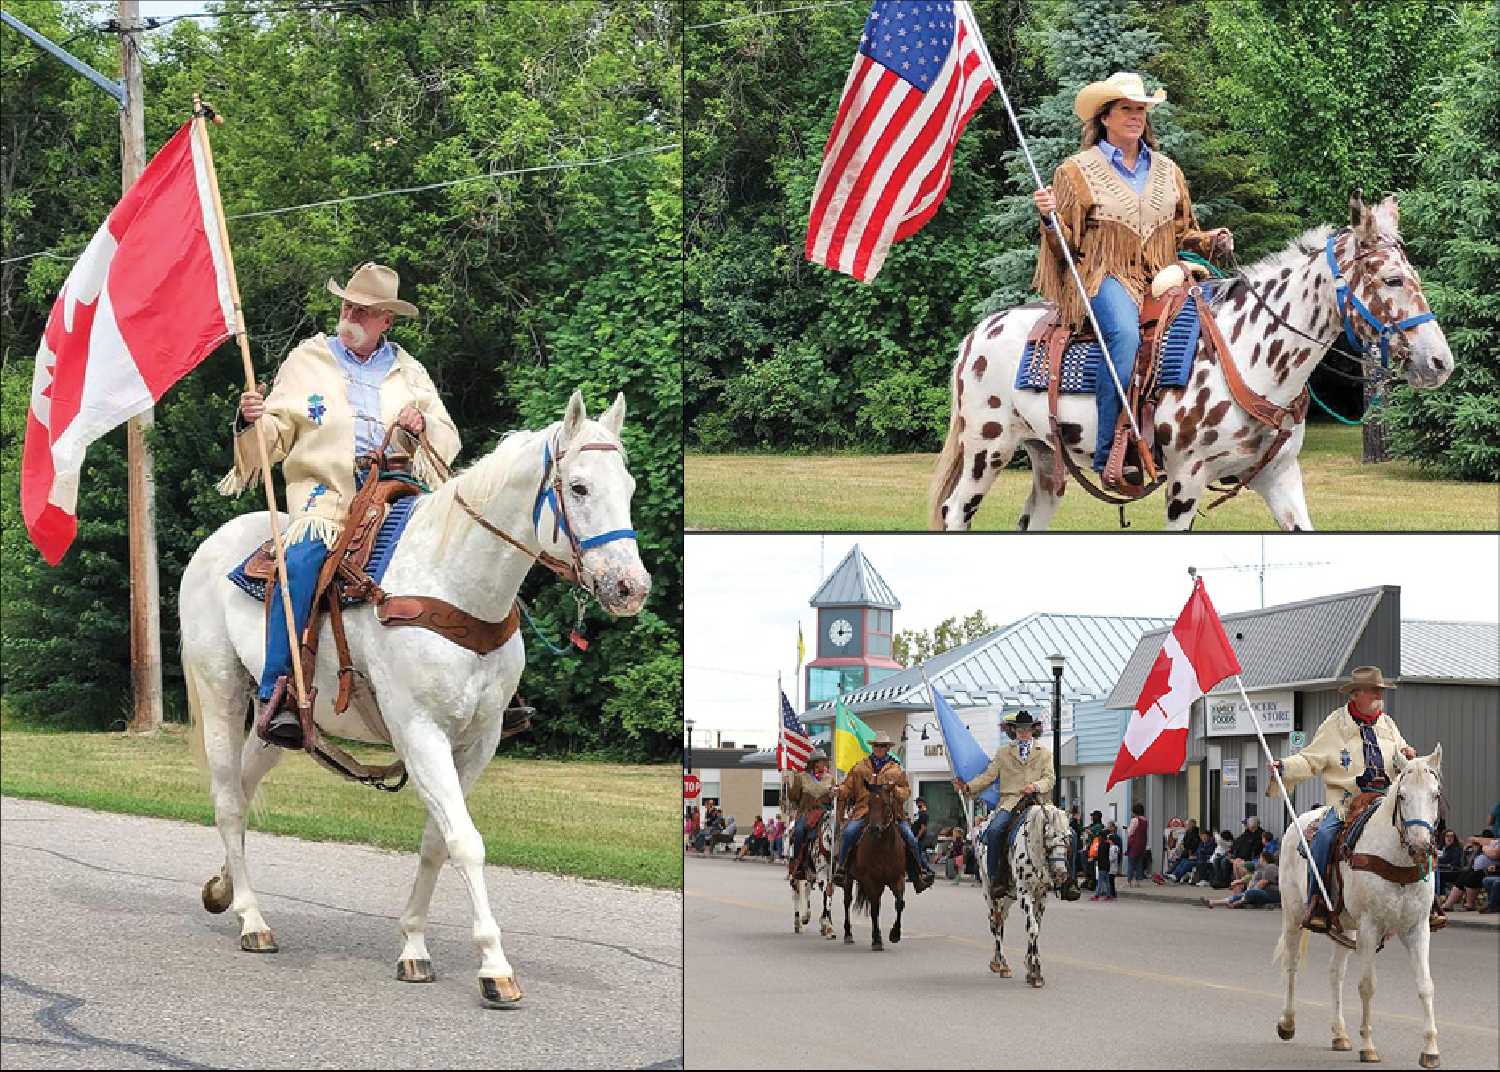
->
<box><xmin>685</xmin><ymin>534</ymin><xmax>1500</xmax><ymax>750</ymax></box>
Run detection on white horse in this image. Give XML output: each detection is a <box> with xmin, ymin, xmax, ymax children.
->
<box><xmin>181</xmin><ymin>391</ymin><xmax>650</xmax><ymax>1008</ymax></box>
<box><xmin>931</xmin><ymin>191</ymin><xmax>1454</xmax><ymax>531</ymax></box>
<box><xmin>1273</xmin><ymin>746</ymin><xmax>1444</xmax><ymax>1067</ymax></box>
<box><xmin>973</xmin><ymin>803</ymin><xmax>1072</xmax><ymax>987</ymax></box>
<box><xmin>790</xmin><ymin>809</ymin><xmax>835</xmax><ymax>939</ymax></box>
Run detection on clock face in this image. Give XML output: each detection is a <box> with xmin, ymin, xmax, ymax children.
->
<box><xmin>829</xmin><ymin>618</ymin><xmax>854</xmax><ymax>647</ymax></box>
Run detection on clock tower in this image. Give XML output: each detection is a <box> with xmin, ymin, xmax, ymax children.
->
<box><xmin>805</xmin><ymin>544</ymin><xmax>902</xmax><ymax>709</ymax></box>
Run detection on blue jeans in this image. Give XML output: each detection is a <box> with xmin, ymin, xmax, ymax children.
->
<box><xmin>981</xmin><ymin>808</ymin><xmax>1014</xmax><ymax>883</ymax></box>
<box><xmin>258</xmin><ymin>533</ymin><xmax>330</xmax><ymax>701</ymax></box>
<box><xmin>1308</xmin><ymin>809</ymin><xmax>1343</xmax><ymax>903</ymax></box>
<box><xmin>1089</xmin><ymin>275</ymin><xmax>1142</xmax><ymax>471</ymax></box>
<box><xmin>1240</xmin><ymin>887</ymin><xmax>1281</xmax><ymax>907</ymax></box>
<box><xmin>839</xmin><ymin>817</ymin><xmax>931</xmax><ymax>874</ymax></box>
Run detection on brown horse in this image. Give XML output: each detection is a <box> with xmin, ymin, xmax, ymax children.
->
<box><xmin>840</xmin><ymin>781</ymin><xmax>908</xmax><ymax>951</ymax></box>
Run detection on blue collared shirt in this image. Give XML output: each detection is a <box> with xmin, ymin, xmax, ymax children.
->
<box><xmin>327</xmin><ymin>334</ymin><xmax>397</xmax><ymax>457</ymax></box>
<box><xmin>1097</xmin><ymin>137</ymin><xmax>1152</xmax><ymax>196</ymax></box>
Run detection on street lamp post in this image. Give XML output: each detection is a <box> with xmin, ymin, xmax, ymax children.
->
<box><xmin>1047</xmin><ymin>653</ymin><xmax>1066</xmax><ymax>807</ymax></box>
<box><xmin>684</xmin><ymin>718</ymin><xmax>695</xmax><ymax>774</ymax></box>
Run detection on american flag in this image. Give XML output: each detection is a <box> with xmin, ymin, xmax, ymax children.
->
<box><xmin>778</xmin><ymin>691</ymin><xmax>814</xmax><ymax>772</ymax></box>
<box><xmin>805</xmin><ymin>1</ymin><xmax>996</xmax><ymax>282</ymax></box>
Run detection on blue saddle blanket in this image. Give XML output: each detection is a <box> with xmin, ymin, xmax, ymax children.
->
<box><xmin>1014</xmin><ymin>286</ymin><xmax>1221</xmax><ymax>394</ymax></box>
<box><xmin>227</xmin><ymin>494</ymin><xmax>422</xmax><ymax>607</ymax></box>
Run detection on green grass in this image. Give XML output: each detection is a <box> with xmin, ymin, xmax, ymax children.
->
<box><xmin>0</xmin><ymin>725</ymin><xmax>681</xmax><ymax>889</ymax></box>
<box><xmin>686</xmin><ymin>425</ymin><xmax>1498</xmax><ymax>531</ymax></box>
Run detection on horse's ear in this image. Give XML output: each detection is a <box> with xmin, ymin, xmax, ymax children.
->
<box><xmin>1393</xmin><ymin>749</ymin><xmax>1409</xmax><ymax>773</ymax></box>
<box><xmin>1349</xmin><ymin>188</ymin><xmax>1378</xmax><ymax>242</ymax></box>
<box><xmin>1428</xmin><ymin>742</ymin><xmax>1442</xmax><ymax>774</ymax></box>
<box><xmin>561</xmin><ymin>390</ymin><xmax>587</xmax><ymax>444</ymax></box>
<box><xmin>1349</xmin><ymin>187</ymin><xmax>1366</xmax><ymax>227</ymax></box>
<box><xmin>600</xmin><ymin>391</ymin><xmax>626</xmax><ymax>437</ymax></box>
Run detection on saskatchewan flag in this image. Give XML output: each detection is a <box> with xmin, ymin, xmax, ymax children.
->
<box><xmin>834</xmin><ymin>698</ymin><xmax>876</xmax><ymax>771</ymax></box>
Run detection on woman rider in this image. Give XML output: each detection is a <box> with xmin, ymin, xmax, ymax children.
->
<box><xmin>1031</xmin><ymin>72</ymin><xmax>1233</xmax><ymax>486</ymax></box>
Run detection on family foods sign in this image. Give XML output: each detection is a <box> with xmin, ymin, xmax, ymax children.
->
<box><xmin>1205</xmin><ymin>690</ymin><xmax>1294</xmax><ymax>737</ymax></box>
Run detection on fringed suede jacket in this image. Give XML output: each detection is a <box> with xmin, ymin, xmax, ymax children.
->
<box><xmin>1032</xmin><ymin>147</ymin><xmax>1218</xmax><ymax>331</ymax></box>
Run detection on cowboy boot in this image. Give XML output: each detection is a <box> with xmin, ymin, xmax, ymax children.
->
<box><xmin>257</xmin><ymin>676</ymin><xmax>305</xmax><ymax>750</ymax></box>
<box><xmin>1302</xmin><ymin>894</ymin><xmax>1333</xmax><ymax>934</ymax></box>
<box><xmin>1429</xmin><ymin>903</ymin><xmax>1448</xmax><ymax>932</ymax></box>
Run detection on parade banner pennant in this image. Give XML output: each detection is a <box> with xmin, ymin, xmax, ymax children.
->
<box><xmin>929</xmin><ymin>682</ymin><xmax>998</xmax><ymax>809</ymax></box>
<box><xmin>1107</xmin><ymin>579</ymin><xmax>1241</xmax><ymax>789</ymax></box>
<box><xmin>22</xmin><ymin>123</ymin><xmax>235</xmax><ymax>564</ymax></box>
<box><xmin>834</xmin><ymin>698</ymin><xmax>876</xmax><ymax>771</ymax></box>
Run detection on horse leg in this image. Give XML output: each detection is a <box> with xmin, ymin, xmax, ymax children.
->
<box><xmin>939</xmin><ymin>434</ymin><xmax>1014</xmax><ymax>532</ymax></box>
<box><xmin>820</xmin><ymin>869</ymin><xmax>836</xmax><ymax>939</ymax></box>
<box><xmin>990</xmin><ymin>895</ymin><xmax>1011</xmax><ymax>977</ymax></box>
<box><xmin>843</xmin><ymin>880</ymin><xmax>854</xmax><ymax>945</ymax></box>
<box><xmin>793</xmin><ymin>879</ymin><xmax>804</xmax><ymax>934</ymax></box>
<box><xmin>1250</xmin><ymin>453</ymin><xmax>1315</xmax><ymax>532</ymax></box>
<box><xmin>1399</xmin><ymin>926</ymin><xmax>1440</xmax><ymax>1068</ymax></box>
<box><xmin>1356</xmin><ymin>927</ymin><xmax>1380</xmax><ymax>1061</ymax></box>
<box><xmin>890</xmin><ymin>889</ymin><xmax>904</xmax><ymax>944</ymax></box>
<box><xmin>1024</xmin><ymin>890</ymin><xmax>1045</xmax><ymax>987</ymax></box>
<box><xmin>1018</xmin><ymin>441</ymin><xmax>1064</xmax><ymax>531</ymax></box>
<box><xmin>1330</xmin><ymin>943</ymin><xmax>1354</xmax><ymax>1051</ymax></box>
<box><xmin>869</xmin><ymin>887</ymin><xmax>883</xmax><ymax>951</ymax></box>
<box><xmin>1274</xmin><ymin>902</ymin><xmax>1307</xmax><ymax>1039</ymax></box>
<box><xmin>1162</xmin><ymin>471</ymin><xmax>1208</xmax><ymax>531</ymax></box>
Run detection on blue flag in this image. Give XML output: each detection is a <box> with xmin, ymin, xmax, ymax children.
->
<box><xmin>931</xmin><ymin>682</ymin><xmax>999</xmax><ymax>809</ymax></box>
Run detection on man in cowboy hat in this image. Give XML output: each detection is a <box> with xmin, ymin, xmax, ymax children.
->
<box><xmin>833</xmin><ymin>731</ymin><xmax>934</xmax><ymax>892</ymax></box>
<box><xmin>1031</xmin><ymin>71</ymin><xmax>1233</xmax><ymax>485</ymax></box>
<box><xmin>786</xmin><ymin>748</ymin><xmax>834</xmax><ymax>882</ymax></box>
<box><xmin>1268</xmin><ymin>666</ymin><xmax>1446</xmax><ymax>936</ymax></box>
<box><xmin>221</xmin><ymin>262</ymin><xmax>461</xmax><ymax>747</ymax></box>
<box><xmin>955</xmin><ymin>711</ymin><xmax>1075</xmax><ymax>897</ymax></box>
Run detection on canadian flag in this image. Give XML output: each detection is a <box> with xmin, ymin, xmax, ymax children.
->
<box><xmin>22</xmin><ymin>123</ymin><xmax>236</xmax><ymax>565</ymax></box>
<box><xmin>1107</xmin><ymin>579</ymin><xmax>1241</xmax><ymax>789</ymax></box>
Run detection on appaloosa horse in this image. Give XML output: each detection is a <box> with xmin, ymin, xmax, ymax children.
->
<box><xmin>931</xmin><ymin>191</ymin><xmax>1453</xmax><ymax>531</ymax></box>
<box><xmin>791</xmin><ymin>809</ymin><xmax>836</xmax><ymax>939</ymax></box>
<box><xmin>181</xmin><ymin>392</ymin><xmax>649</xmax><ymax>1008</ymax></box>
<box><xmin>840</xmin><ymin>782</ymin><xmax>908</xmax><ymax>951</ymax></box>
<box><xmin>1274</xmin><ymin>747</ymin><xmax>1445</xmax><ymax>1068</ymax></box>
<box><xmin>972</xmin><ymin>802</ymin><xmax>1072</xmax><ymax>986</ymax></box>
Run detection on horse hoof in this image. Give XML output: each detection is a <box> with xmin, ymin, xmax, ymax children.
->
<box><xmin>479</xmin><ymin>976</ymin><xmax>523</xmax><ymax>1008</ymax></box>
<box><xmin>1332</xmin><ymin>1038</ymin><xmax>1353</xmax><ymax>1052</ymax></box>
<box><xmin>395</xmin><ymin>958</ymin><xmax>435</xmax><ymax>983</ymax></box>
<box><xmin>1277</xmin><ymin>1022</ymin><xmax>1295</xmax><ymax>1040</ymax></box>
<box><xmin>202</xmin><ymin>874</ymin><xmax>233</xmax><ymax>915</ymax></box>
<box><xmin>1027</xmin><ymin>975</ymin><xmax>1044</xmax><ymax>988</ymax></box>
<box><xmin>1418</xmin><ymin>1054</ymin><xmax>1440</xmax><ymax>1069</ymax></box>
<box><xmin>889</xmin><ymin>932</ymin><xmax>901</xmax><ymax>944</ymax></box>
<box><xmin>990</xmin><ymin>960</ymin><xmax>1012</xmax><ymax>978</ymax></box>
<box><xmin>1359</xmin><ymin>1050</ymin><xmax>1380</xmax><ymax>1063</ymax></box>
<box><xmin>843</xmin><ymin>935</ymin><xmax>854</xmax><ymax>945</ymax></box>
<box><xmin>240</xmin><ymin>930</ymin><xmax>278</xmax><ymax>953</ymax></box>
<box><xmin>794</xmin><ymin>921</ymin><xmax>802</xmax><ymax>934</ymax></box>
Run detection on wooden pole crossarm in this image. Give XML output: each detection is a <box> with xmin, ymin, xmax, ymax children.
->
<box><xmin>190</xmin><ymin>94</ymin><xmax>309</xmax><ymax>713</ymax></box>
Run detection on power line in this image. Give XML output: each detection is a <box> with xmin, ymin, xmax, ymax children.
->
<box><xmin>0</xmin><ymin>142</ymin><xmax>675</xmax><ymax>266</ymax></box>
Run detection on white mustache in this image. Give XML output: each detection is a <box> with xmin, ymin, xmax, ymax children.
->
<box><xmin>337</xmin><ymin>318</ymin><xmax>369</xmax><ymax>349</ymax></box>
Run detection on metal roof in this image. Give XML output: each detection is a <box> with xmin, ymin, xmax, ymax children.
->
<box><xmin>808</xmin><ymin>611</ymin><xmax>1169</xmax><ymax>718</ymax></box>
<box><xmin>809</xmin><ymin>544</ymin><xmax>901</xmax><ymax>609</ymax></box>
<box><xmin>1401</xmin><ymin>620</ymin><xmax>1499</xmax><ymax>682</ymax></box>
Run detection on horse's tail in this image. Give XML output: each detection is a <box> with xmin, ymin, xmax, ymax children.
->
<box><xmin>928</xmin><ymin>347</ymin><xmax>967</xmax><ymax>530</ymax></box>
<box><xmin>1273</xmin><ymin>927</ymin><xmax>1310</xmax><ymax>969</ymax></box>
<box><xmin>183</xmin><ymin>646</ymin><xmax>212</xmax><ymax>772</ymax></box>
<box><xmin>853</xmin><ymin>881</ymin><xmax>869</xmax><ymax>916</ymax></box>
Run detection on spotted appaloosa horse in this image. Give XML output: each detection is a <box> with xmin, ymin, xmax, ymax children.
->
<box><xmin>930</xmin><ymin>192</ymin><xmax>1454</xmax><ymax>531</ymax></box>
<box><xmin>791</xmin><ymin>809</ymin><xmax>836</xmax><ymax>939</ymax></box>
<box><xmin>972</xmin><ymin>803</ymin><xmax>1071</xmax><ymax>987</ymax></box>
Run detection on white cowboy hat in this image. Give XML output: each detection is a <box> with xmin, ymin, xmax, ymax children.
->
<box><xmin>326</xmin><ymin>262</ymin><xmax>419</xmax><ymax>317</ymax></box>
<box><xmin>1074</xmin><ymin>71</ymin><xmax>1167</xmax><ymax>123</ymax></box>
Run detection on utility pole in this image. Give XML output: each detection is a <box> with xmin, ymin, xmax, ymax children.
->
<box><xmin>118</xmin><ymin>1</ymin><xmax>163</xmax><ymax>735</ymax></box>
<box><xmin>1189</xmin><ymin>537</ymin><xmax>1331</xmax><ymax>609</ymax></box>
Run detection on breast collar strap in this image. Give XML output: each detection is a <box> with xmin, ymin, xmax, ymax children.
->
<box><xmin>1325</xmin><ymin>232</ymin><xmax>1435</xmax><ymax>368</ymax></box>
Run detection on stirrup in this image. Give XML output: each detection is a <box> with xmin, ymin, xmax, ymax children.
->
<box><xmin>1428</xmin><ymin>908</ymin><xmax>1448</xmax><ymax>932</ymax></box>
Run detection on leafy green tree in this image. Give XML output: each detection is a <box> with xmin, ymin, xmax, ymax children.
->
<box><xmin>893</xmin><ymin>609</ymin><xmax>997</xmax><ymax>666</ymax></box>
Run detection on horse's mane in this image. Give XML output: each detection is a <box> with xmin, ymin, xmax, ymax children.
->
<box><xmin>406</xmin><ymin>425</ymin><xmax>550</xmax><ymax>548</ymax></box>
<box><xmin>1219</xmin><ymin>225</ymin><xmax>1337</xmax><ymax>302</ymax></box>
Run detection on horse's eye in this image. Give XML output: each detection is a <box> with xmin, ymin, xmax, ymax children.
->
<box><xmin>569</xmin><ymin>483</ymin><xmax>588</xmax><ymax>497</ymax></box>
<box><xmin>1383</xmin><ymin>276</ymin><xmax>1403</xmax><ymax>287</ymax></box>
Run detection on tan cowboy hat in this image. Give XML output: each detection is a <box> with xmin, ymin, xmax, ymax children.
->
<box><xmin>1074</xmin><ymin>71</ymin><xmax>1167</xmax><ymax>123</ymax></box>
<box><xmin>1340</xmin><ymin>665</ymin><xmax>1398</xmax><ymax>693</ymax></box>
<box><xmin>807</xmin><ymin>748</ymin><xmax>829</xmax><ymax>764</ymax></box>
<box><xmin>871</xmin><ymin>730</ymin><xmax>895</xmax><ymax>747</ymax></box>
<box><xmin>326</xmin><ymin>262</ymin><xmax>419</xmax><ymax>317</ymax></box>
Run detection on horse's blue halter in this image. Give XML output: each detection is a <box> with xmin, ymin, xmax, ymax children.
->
<box><xmin>532</xmin><ymin>439</ymin><xmax>637</xmax><ymax>551</ymax></box>
<box><xmin>1324</xmin><ymin>233</ymin><xmax>1436</xmax><ymax>368</ymax></box>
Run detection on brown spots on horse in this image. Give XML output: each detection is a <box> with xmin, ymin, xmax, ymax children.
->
<box><xmin>1156</xmin><ymin>422</ymin><xmax>1172</xmax><ymax>449</ymax></box>
<box><xmin>1167</xmin><ymin>498</ymin><xmax>1194</xmax><ymax>522</ymax></box>
<box><xmin>1280</xmin><ymin>301</ymin><xmax>1292</xmax><ymax>321</ymax></box>
<box><xmin>1202</xmin><ymin>429</ymin><xmax>1218</xmax><ymax>446</ymax></box>
<box><xmin>956</xmin><ymin>416</ymin><xmax>965</xmax><ymax>434</ymax></box>
<box><xmin>961</xmin><ymin>332</ymin><xmax>974</xmax><ymax>361</ymax></box>
<box><xmin>1177</xmin><ymin>391</ymin><xmax>1210</xmax><ymax>450</ymax></box>
<box><xmin>1291</xmin><ymin>346</ymin><xmax>1312</xmax><ymax>367</ymax></box>
<box><xmin>972</xmin><ymin>355</ymin><xmax>988</xmax><ymax>379</ymax></box>
<box><xmin>985</xmin><ymin>312</ymin><xmax>1010</xmax><ymax>338</ymax></box>
<box><xmin>1267</xmin><ymin>339</ymin><xmax>1285</xmax><ymax>366</ymax></box>
<box><xmin>981</xmin><ymin>421</ymin><xmax>1002</xmax><ymax>439</ymax></box>
<box><xmin>970</xmin><ymin>451</ymin><xmax>988</xmax><ymax>481</ymax></box>
<box><xmin>1058</xmin><ymin>422</ymin><xmax>1084</xmax><ymax>446</ymax></box>
<box><xmin>1190</xmin><ymin>459</ymin><xmax>1205</xmax><ymax>475</ymax></box>
<box><xmin>1195</xmin><ymin>368</ymin><xmax>1209</xmax><ymax>387</ymax></box>
<box><xmin>1273</xmin><ymin>276</ymin><xmax>1290</xmax><ymax>302</ymax></box>
<box><xmin>1233</xmin><ymin>425</ymin><xmax>1252</xmax><ymax>439</ymax></box>
<box><xmin>1251</xmin><ymin>342</ymin><xmax>1262</xmax><ymax>366</ymax></box>
<box><xmin>1169</xmin><ymin>481</ymin><xmax>1181</xmax><ymax>498</ymax></box>
<box><xmin>988</xmin><ymin>396</ymin><xmax>1002</xmax><ymax>408</ymax></box>
<box><xmin>1230</xmin><ymin>316</ymin><xmax>1247</xmax><ymax>344</ymax></box>
<box><xmin>1232</xmin><ymin>287</ymin><xmax>1249</xmax><ymax>312</ymax></box>
<box><xmin>961</xmin><ymin>494</ymin><xmax>983</xmax><ymax>524</ymax></box>
<box><xmin>1206</xmin><ymin>400</ymin><xmax>1231</xmax><ymax>426</ymax></box>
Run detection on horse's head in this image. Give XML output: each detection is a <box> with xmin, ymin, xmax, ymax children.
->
<box><xmin>1041</xmin><ymin>804</ymin><xmax>1071</xmax><ymax>887</ymax></box>
<box><xmin>1391</xmin><ymin>743</ymin><xmax>1444</xmax><ymax>858</ymax></box>
<box><xmin>536</xmin><ymin>390</ymin><xmax>651</xmax><ymax>617</ymax></box>
<box><xmin>1339</xmin><ymin>190</ymin><xmax>1453</xmax><ymax>389</ymax></box>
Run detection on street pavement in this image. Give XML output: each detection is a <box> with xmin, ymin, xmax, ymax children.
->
<box><xmin>685</xmin><ymin>855</ymin><xmax>1499</xmax><ymax>1070</ymax></box>
<box><xmin>1</xmin><ymin>797</ymin><xmax>683</xmax><ymax>1069</ymax></box>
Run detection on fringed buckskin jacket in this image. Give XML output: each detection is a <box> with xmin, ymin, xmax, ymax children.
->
<box><xmin>838</xmin><ymin>755</ymin><xmax>911</xmax><ymax>822</ymax></box>
<box><xmin>1268</xmin><ymin>704</ymin><xmax>1413</xmax><ymax>821</ymax></box>
<box><xmin>1033</xmin><ymin>147</ymin><xmax>1218</xmax><ymax>330</ymax></box>
<box><xmin>217</xmin><ymin>333</ymin><xmax>461</xmax><ymax>549</ymax></box>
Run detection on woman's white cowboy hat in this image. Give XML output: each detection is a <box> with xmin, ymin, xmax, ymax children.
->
<box><xmin>326</xmin><ymin>262</ymin><xmax>419</xmax><ymax>317</ymax></box>
<box><xmin>1074</xmin><ymin>71</ymin><xmax>1167</xmax><ymax>123</ymax></box>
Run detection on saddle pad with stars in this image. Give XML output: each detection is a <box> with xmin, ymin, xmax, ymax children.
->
<box><xmin>1014</xmin><ymin>286</ymin><xmax>1220</xmax><ymax>394</ymax></box>
<box><xmin>226</xmin><ymin>493</ymin><xmax>422</xmax><ymax>607</ymax></box>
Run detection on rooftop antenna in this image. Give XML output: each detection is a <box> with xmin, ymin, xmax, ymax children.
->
<box><xmin>1189</xmin><ymin>537</ymin><xmax>1331</xmax><ymax>608</ymax></box>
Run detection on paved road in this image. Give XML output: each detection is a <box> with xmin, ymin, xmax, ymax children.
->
<box><xmin>685</xmin><ymin>856</ymin><xmax>1498</xmax><ymax>1070</ymax></box>
<box><xmin>1</xmin><ymin>798</ymin><xmax>682</xmax><ymax>1069</ymax></box>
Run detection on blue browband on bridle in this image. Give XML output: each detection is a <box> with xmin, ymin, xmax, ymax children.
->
<box><xmin>1324</xmin><ymin>233</ymin><xmax>1436</xmax><ymax>367</ymax></box>
<box><xmin>531</xmin><ymin>440</ymin><xmax>637</xmax><ymax>551</ymax></box>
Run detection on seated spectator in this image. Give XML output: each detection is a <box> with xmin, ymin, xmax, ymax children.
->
<box><xmin>1441</xmin><ymin>835</ymin><xmax>1500</xmax><ymax>912</ymax></box>
<box><xmin>1482</xmin><ymin>875</ymin><xmax>1500</xmax><ymax>914</ymax></box>
<box><xmin>737</xmin><ymin>816</ymin><xmax>767</xmax><ymax>859</ymax></box>
<box><xmin>1200</xmin><ymin>829</ymin><xmax>1234</xmax><ymax>888</ymax></box>
<box><xmin>1436</xmin><ymin>829</ymin><xmax>1464</xmax><ymax>901</ymax></box>
<box><xmin>1202</xmin><ymin>850</ymin><xmax>1280</xmax><ymax>909</ymax></box>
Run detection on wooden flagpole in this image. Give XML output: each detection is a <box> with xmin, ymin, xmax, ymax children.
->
<box><xmin>190</xmin><ymin>95</ymin><xmax>309</xmax><ymax>714</ymax></box>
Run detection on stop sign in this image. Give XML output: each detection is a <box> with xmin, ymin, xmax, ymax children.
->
<box><xmin>683</xmin><ymin>774</ymin><xmax>701</xmax><ymax>799</ymax></box>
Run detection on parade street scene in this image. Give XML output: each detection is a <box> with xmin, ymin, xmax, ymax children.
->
<box><xmin>683</xmin><ymin>535</ymin><xmax>1499</xmax><ymax>1069</ymax></box>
